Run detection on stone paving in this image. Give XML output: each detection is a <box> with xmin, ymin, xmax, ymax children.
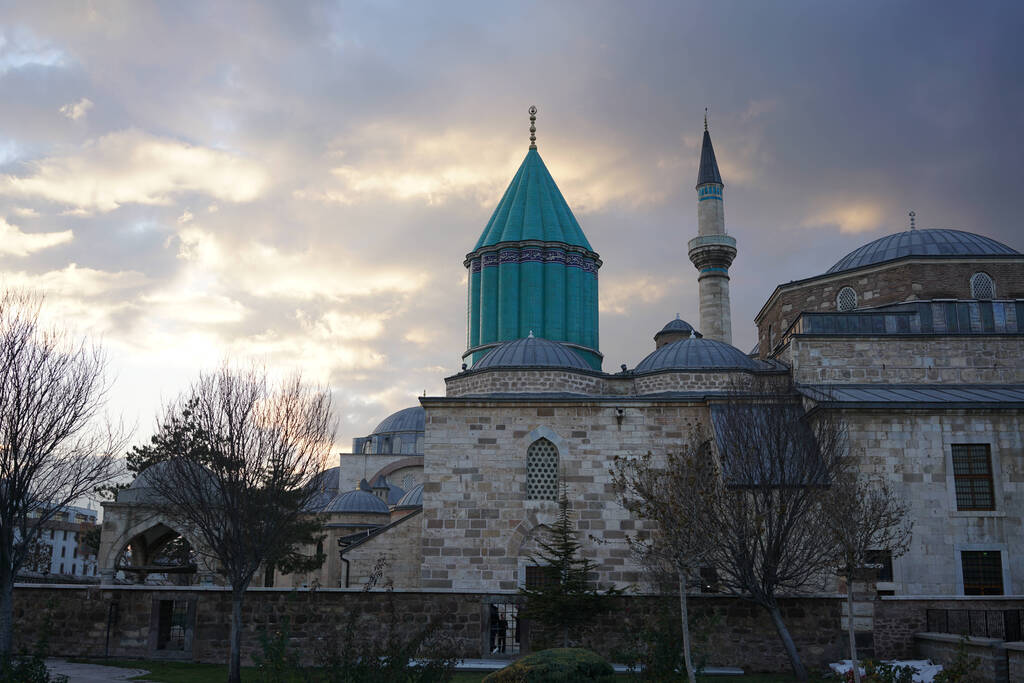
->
<box><xmin>46</xmin><ymin>658</ymin><xmax>149</xmax><ymax>682</ymax></box>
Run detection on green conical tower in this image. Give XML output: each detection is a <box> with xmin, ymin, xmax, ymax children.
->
<box><xmin>464</xmin><ymin>107</ymin><xmax>602</xmax><ymax>369</ymax></box>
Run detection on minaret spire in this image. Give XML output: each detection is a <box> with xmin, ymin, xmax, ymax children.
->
<box><xmin>529</xmin><ymin>105</ymin><xmax>537</xmax><ymax>150</ymax></box>
<box><xmin>688</xmin><ymin>116</ymin><xmax>736</xmax><ymax>345</ymax></box>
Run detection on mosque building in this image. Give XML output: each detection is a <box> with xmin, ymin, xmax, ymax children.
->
<box><xmin>100</xmin><ymin>109</ymin><xmax>1023</xmax><ymax>603</ymax></box>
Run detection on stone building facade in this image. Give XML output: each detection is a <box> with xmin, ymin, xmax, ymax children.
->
<box><xmin>99</xmin><ymin>114</ymin><xmax>1023</xmax><ymax>608</ymax></box>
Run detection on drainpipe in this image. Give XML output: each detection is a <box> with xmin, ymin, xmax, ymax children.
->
<box><xmin>339</xmin><ymin>550</ymin><xmax>350</xmax><ymax>588</ymax></box>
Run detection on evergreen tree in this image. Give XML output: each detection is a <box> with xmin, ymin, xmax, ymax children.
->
<box><xmin>519</xmin><ymin>486</ymin><xmax>620</xmax><ymax>647</ymax></box>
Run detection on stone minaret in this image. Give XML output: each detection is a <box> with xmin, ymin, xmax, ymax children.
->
<box><xmin>687</xmin><ymin>116</ymin><xmax>736</xmax><ymax>344</ymax></box>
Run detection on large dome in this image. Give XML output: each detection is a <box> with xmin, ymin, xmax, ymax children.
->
<box><xmin>634</xmin><ymin>337</ymin><xmax>764</xmax><ymax>373</ymax></box>
<box><xmin>323</xmin><ymin>490</ymin><xmax>389</xmax><ymax>515</ymax></box>
<box><xmin>372</xmin><ymin>406</ymin><xmax>424</xmax><ymax>436</ymax></box>
<box><xmin>474</xmin><ymin>335</ymin><xmax>591</xmax><ymax>371</ymax></box>
<box><xmin>827</xmin><ymin>229</ymin><xmax>1018</xmax><ymax>274</ymax></box>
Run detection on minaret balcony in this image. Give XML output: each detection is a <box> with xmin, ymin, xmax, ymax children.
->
<box><xmin>687</xmin><ymin>234</ymin><xmax>737</xmax><ymax>270</ymax></box>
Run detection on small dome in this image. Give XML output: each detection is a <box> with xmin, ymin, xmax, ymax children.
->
<box><xmin>323</xmin><ymin>490</ymin><xmax>389</xmax><ymax>515</ymax></box>
<box><xmin>654</xmin><ymin>317</ymin><xmax>702</xmax><ymax>339</ymax></box>
<box><xmin>395</xmin><ymin>483</ymin><xmax>423</xmax><ymax>509</ymax></box>
<box><xmin>474</xmin><ymin>335</ymin><xmax>591</xmax><ymax>371</ymax></box>
<box><xmin>371</xmin><ymin>406</ymin><xmax>425</xmax><ymax>436</ymax></box>
<box><xmin>634</xmin><ymin>337</ymin><xmax>764</xmax><ymax>373</ymax></box>
<box><xmin>827</xmin><ymin>229</ymin><xmax>1019</xmax><ymax>274</ymax></box>
<box><xmin>118</xmin><ymin>461</ymin><xmax>216</xmax><ymax>503</ymax></box>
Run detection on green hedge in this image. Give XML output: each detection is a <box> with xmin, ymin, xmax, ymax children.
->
<box><xmin>482</xmin><ymin>648</ymin><xmax>616</xmax><ymax>683</ymax></box>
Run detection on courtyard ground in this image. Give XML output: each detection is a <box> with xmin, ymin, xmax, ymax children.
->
<box><xmin>59</xmin><ymin>657</ymin><xmax>831</xmax><ymax>682</ymax></box>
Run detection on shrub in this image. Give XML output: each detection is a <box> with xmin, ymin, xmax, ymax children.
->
<box><xmin>933</xmin><ymin>637</ymin><xmax>981</xmax><ymax>683</ymax></box>
<box><xmin>482</xmin><ymin>648</ymin><xmax>615</xmax><ymax>683</ymax></box>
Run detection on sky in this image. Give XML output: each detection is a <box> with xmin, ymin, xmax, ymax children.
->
<box><xmin>1</xmin><ymin>0</ymin><xmax>1022</xmax><ymax>453</ymax></box>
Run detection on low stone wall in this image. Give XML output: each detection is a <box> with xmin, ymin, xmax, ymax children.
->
<box><xmin>874</xmin><ymin>597</ymin><xmax>1024</xmax><ymax>659</ymax></box>
<box><xmin>1006</xmin><ymin>641</ymin><xmax>1024</xmax><ymax>682</ymax></box>
<box><xmin>915</xmin><ymin>632</ymin><xmax>1007</xmax><ymax>682</ymax></box>
<box><xmin>12</xmin><ymin>585</ymin><xmax>844</xmax><ymax>673</ymax></box>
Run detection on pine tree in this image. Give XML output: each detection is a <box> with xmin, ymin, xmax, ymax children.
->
<box><xmin>519</xmin><ymin>485</ymin><xmax>620</xmax><ymax>647</ymax></box>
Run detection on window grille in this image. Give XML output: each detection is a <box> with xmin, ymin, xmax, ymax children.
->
<box><xmin>488</xmin><ymin>602</ymin><xmax>520</xmax><ymax>656</ymax></box>
<box><xmin>970</xmin><ymin>272</ymin><xmax>995</xmax><ymax>299</ymax></box>
<box><xmin>526</xmin><ymin>438</ymin><xmax>559</xmax><ymax>501</ymax></box>
<box><xmin>961</xmin><ymin>551</ymin><xmax>1003</xmax><ymax>595</ymax></box>
<box><xmin>952</xmin><ymin>444</ymin><xmax>995</xmax><ymax>511</ymax></box>
<box><xmin>525</xmin><ymin>565</ymin><xmax>559</xmax><ymax>589</ymax></box>
<box><xmin>837</xmin><ymin>287</ymin><xmax>858</xmax><ymax>311</ymax></box>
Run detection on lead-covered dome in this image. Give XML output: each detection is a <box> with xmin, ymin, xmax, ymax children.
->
<box><xmin>474</xmin><ymin>335</ymin><xmax>591</xmax><ymax>371</ymax></box>
<box><xmin>323</xmin><ymin>489</ymin><xmax>389</xmax><ymax>515</ymax></box>
<box><xmin>827</xmin><ymin>229</ymin><xmax>1018</xmax><ymax>274</ymax></box>
<box><xmin>634</xmin><ymin>337</ymin><xmax>764</xmax><ymax>373</ymax></box>
<box><xmin>395</xmin><ymin>483</ymin><xmax>423</xmax><ymax>509</ymax></box>
<box><xmin>372</xmin><ymin>406</ymin><xmax>424</xmax><ymax>436</ymax></box>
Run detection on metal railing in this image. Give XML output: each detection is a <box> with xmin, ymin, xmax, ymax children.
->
<box><xmin>925</xmin><ymin>608</ymin><xmax>1023</xmax><ymax>641</ymax></box>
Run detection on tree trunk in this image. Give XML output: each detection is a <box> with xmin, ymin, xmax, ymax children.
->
<box><xmin>847</xmin><ymin>579</ymin><xmax>862</xmax><ymax>683</ymax></box>
<box><xmin>228</xmin><ymin>587</ymin><xmax>245</xmax><ymax>683</ymax></box>
<box><xmin>767</xmin><ymin>604</ymin><xmax>808</xmax><ymax>681</ymax></box>
<box><xmin>0</xmin><ymin>566</ymin><xmax>13</xmax><ymax>657</ymax></box>
<box><xmin>678</xmin><ymin>572</ymin><xmax>696</xmax><ymax>683</ymax></box>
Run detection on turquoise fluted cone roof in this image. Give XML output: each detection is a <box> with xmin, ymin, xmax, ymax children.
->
<box><xmin>474</xmin><ymin>149</ymin><xmax>592</xmax><ymax>251</ymax></box>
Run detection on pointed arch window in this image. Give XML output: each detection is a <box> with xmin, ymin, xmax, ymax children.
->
<box><xmin>526</xmin><ymin>438</ymin><xmax>559</xmax><ymax>501</ymax></box>
<box><xmin>970</xmin><ymin>272</ymin><xmax>995</xmax><ymax>300</ymax></box>
<box><xmin>837</xmin><ymin>287</ymin><xmax>858</xmax><ymax>312</ymax></box>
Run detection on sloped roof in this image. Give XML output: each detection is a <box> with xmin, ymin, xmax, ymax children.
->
<box><xmin>473</xmin><ymin>149</ymin><xmax>592</xmax><ymax>250</ymax></box>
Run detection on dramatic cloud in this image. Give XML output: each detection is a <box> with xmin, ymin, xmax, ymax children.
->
<box><xmin>0</xmin><ymin>0</ymin><xmax>1020</xmax><ymax>448</ymax></box>
<box><xmin>2</xmin><ymin>130</ymin><xmax>269</xmax><ymax>213</ymax></box>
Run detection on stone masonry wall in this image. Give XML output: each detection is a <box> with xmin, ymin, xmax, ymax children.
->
<box><xmin>756</xmin><ymin>259</ymin><xmax>1024</xmax><ymax>356</ymax></box>
<box><xmin>420</xmin><ymin>399</ymin><xmax>709</xmax><ymax>591</ymax></box>
<box><xmin>789</xmin><ymin>336</ymin><xmax>1024</xmax><ymax>384</ymax></box>
<box><xmin>915</xmin><ymin>633</ymin><xmax>1008</xmax><ymax>682</ymax></box>
<box><xmin>843</xmin><ymin>410</ymin><xmax>1024</xmax><ymax>595</ymax></box>
<box><xmin>873</xmin><ymin>597</ymin><xmax>1024</xmax><ymax>660</ymax></box>
<box><xmin>10</xmin><ymin>585</ymin><xmax>844</xmax><ymax>673</ymax></box>
<box><xmin>446</xmin><ymin>369</ymin><xmax>611</xmax><ymax>397</ymax></box>
<box><xmin>340</xmin><ymin>510</ymin><xmax>424</xmax><ymax>589</ymax></box>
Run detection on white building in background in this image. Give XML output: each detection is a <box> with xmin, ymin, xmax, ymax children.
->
<box><xmin>21</xmin><ymin>504</ymin><xmax>99</xmax><ymax>579</ymax></box>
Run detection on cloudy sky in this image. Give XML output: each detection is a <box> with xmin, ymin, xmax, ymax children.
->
<box><xmin>1</xmin><ymin>1</ymin><xmax>1022</xmax><ymax>450</ymax></box>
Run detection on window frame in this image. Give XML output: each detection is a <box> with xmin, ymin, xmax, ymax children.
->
<box><xmin>950</xmin><ymin>444</ymin><xmax>996</xmax><ymax>512</ymax></box>
<box><xmin>945</xmin><ymin>442</ymin><xmax>1004</xmax><ymax>518</ymax></box>
<box><xmin>526</xmin><ymin>438</ymin><xmax>559</xmax><ymax>501</ymax></box>
<box><xmin>969</xmin><ymin>271</ymin><xmax>995</xmax><ymax>300</ymax></box>
<box><xmin>836</xmin><ymin>286</ymin><xmax>858</xmax><ymax>312</ymax></box>
<box><xmin>955</xmin><ymin>545</ymin><xmax>1010</xmax><ymax>596</ymax></box>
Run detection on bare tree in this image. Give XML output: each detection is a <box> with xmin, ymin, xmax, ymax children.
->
<box><xmin>828</xmin><ymin>474</ymin><xmax>912</xmax><ymax>683</ymax></box>
<box><xmin>611</xmin><ymin>428</ymin><xmax>720</xmax><ymax>683</ymax></box>
<box><xmin>0</xmin><ymin>290</ymin><xmax>122</xmax><ymax>655</ymax></box>
<box><xmin>704</xmin><ymin>376</ymin><xmax>849</xmax><ymax>681</ymax></box>
<box><xmin>142</xmin><ymin>364</ymin><xmax>334</xmax><ymax>683</ymax></box>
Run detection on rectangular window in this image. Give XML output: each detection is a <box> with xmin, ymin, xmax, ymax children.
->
<box><xmin>156</xmin><ymin>600</ymin><xmax>189</xmax><ymax>650</ymax></box>
<box><xmin>961</xmin><ymin>551</ymin><xmax>1003</xmax><ymax>595</ymax></box>
<box><xmin>71</xmin><ymin>564</ymin><xmax>76</xmax><ymax>575</ymax></box>
<box><xmin>952</xmin><ymin>444</ymin><xmax>995</xmax><ymax>511</ymax></box>
<box><xmin>524</xmin><ymin>565</ymin><xmax>559</xmax><ymax>589</ymax></box>
<box><xmin>865</xmin><ymin>549</ymin><xmax>894</xmax><ymax>582</ymax></box>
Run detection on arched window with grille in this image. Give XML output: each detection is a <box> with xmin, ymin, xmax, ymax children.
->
<box><xmin>970</xmin><ymin>272</ymin><xmax>995</xmax><ymax>299</ymax></box>
<box><xmin>836</xmin><ymin>287</ymin><xmax>858</xmax><ymax>312</ymax></box>
<box><xmin>526</xmin><ymin>438</ymin><xmax>559</xmax><ymax>501</ymax></box>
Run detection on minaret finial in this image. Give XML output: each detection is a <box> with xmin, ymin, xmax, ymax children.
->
<box><xmin>909</xmin><ymin>210</ymin><xmax>916</xmax><ymax>231</ymax></box>
<box><xmin>704</xmin><ymin>107</ymin><xmax>708</xmax><ymax>132</ymax></box>
<box><xmin>529</xmin><ymin>105</ymin><xmax>537</xmax><ymax>150</ymax></box>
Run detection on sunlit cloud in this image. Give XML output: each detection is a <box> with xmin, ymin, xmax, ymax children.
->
<box><xmin>0</xmin><ymin>217</ymin><xmax>72</xmax><ymax>256</ymax></box>
<box><xmin>12</xmin><ymin>207</ymin><xmax>39</xmax><ymax>218</ymax></box>
<box><xmin>600</xmin><ymin>274</ymin><xmax>685</xmax><ymax>315</ymax></box>
<box><xmin>1</xmin><ymin>130</ymin><xmax>269</xmax><ymax>213</ymax></box>
<box><xmin>59</xmin><ymin>97</ymin><xmax>94</xmax><ymax>121</ymax></box>
<box><xmin>802</xmin><ymin>201</ymin><xmax>885</xmax><ymax>234</ymax></box>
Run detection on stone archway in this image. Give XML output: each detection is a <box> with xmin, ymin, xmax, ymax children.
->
<box><xmin>98</xmin><ymin>507</ymin><xmax>217</xmax><ymax>585</ymax></box>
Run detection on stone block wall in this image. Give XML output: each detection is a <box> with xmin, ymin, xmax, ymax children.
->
<box><xmin>843</xmin><ymin>411</ymin><xmax>1023</xmax><ymax>595</ymax></box>
<box><xmin>340</xmin><ymin>510</ymin><xmax>424</xmax><ymax>588</ymax></box>
<box><xmin>420</xmin><ymin>398</ymin><xmax>709</xmax><ymax>591</ymax></box>
<box><xmin>873</xmin><ymin>597</ymin><xmax>1024</xmax><ymax>660</ymax></box>
<box><xmin>446</xmin><ymin>369</ymin><xmax>611</xmax><ymax>397</ymax></box>
<box><xmin>914</xmin><ymin>632</ymin><xmax>1007</xmax><ymax>682</ymax></box>
<box><xmin>10</xmin><ymin>585</ymin><xmax>845</xmax><ymax>673</ymax></box>
<box><xmin>788</xmin><ymin>336</ymin><xmax>1024</xmax><ymax>384</ymax></box>
<box><xmin>1006</xmin><ymin>641</ymin><xmax>1024</xmax><ymax>681</ymax></box>
<box><xmin>755</xmin><ymin>259</ymin><xmax>1024</xmax><ymax>355</ymax></box>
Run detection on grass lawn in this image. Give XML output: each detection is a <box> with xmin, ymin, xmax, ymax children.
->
<box><xmin>71</xmin><ymin>658</ymin><xmax>830</xmax><ymax>682</ymax></box>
